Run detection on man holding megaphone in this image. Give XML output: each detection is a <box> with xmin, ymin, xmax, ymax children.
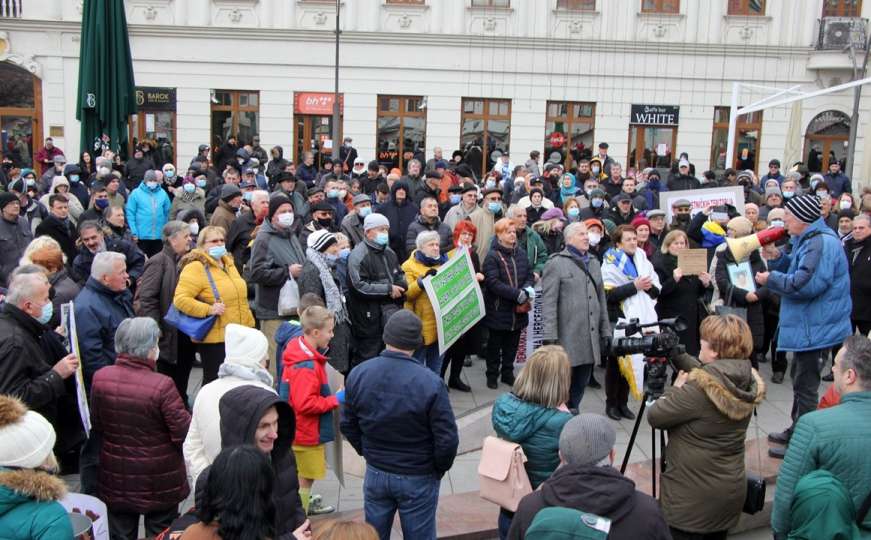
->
<box><xmin>753</xmin><ymin>194</ymin><xmax>852</xmax><ymax>459</ymax></box>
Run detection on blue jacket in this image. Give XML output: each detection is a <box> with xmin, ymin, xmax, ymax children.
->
<box><xmin>771</xmin><ymin>391</ymin><xmax>871</xmax><ymax>536</ymax></box>
<box><xmin>824</xmin><ymin>171</ymin><xmax>852</xmax><ymax>198</ymax></box>
<box><xmin>275</xmin><ymin>320</ymin><xmax>303</xmax><ymax>400</ymax></box>
<box><xmin>340</xmin><ymin>349</ymin><xmax>458</xmax><ymax>476</ymax></box>
<box><xmin>492</xmin><ymin>393</ymin><xmax>572</xmax><ymax>489</ymax></box>
<box><xmin>125</xmin><ymin>181</ymin><xmax>171</xmax><ymax>240</ymax></box>
<box><xmin>766</xmin><ymin>219</ymin><xmax>852</xmax><ymax>351</ymax></box>
<box><xmin>74</xmin><ymin>278</ymin><xmax>134</xmax><ymax>391</ymax></box>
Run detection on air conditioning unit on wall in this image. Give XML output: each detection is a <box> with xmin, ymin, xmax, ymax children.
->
<box><xmin>818</xmin><ymin>17</ymin><xmax>868</xmax><ymax>50</ymax></box>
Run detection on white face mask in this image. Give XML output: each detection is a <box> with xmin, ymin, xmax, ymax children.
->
<box><xmin>189</xmin><ymin>222</ymin><xmax>200</xmax><ymax>235</ymax></box>
<box><xmin>588</xmin><ymin>232</ymin><xmax>602</xmax><ymax>246</ymax></box>
<box><xmin>277</xmin><ymin>213</ymin><xmax>295</xmax><ymax>228</ymax></box>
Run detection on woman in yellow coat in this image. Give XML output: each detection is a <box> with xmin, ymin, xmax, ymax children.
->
<box><xmin>401</xmin><ymin>230</ymin><xmax>448</xmax><ymax>374</ymax></box>
<box><xmin>173</xmin><ymin>225</ymin><xmax>255</xmax><ymax>384</ymax></box>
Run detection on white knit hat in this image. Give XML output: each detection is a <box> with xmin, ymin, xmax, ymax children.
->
<box><xmin>0</xmin><ymin>396</ymin><xmax>56</xmax><ymax>468</ymax></box>
<box><xmin>224</xmin><ymin>324</ymin><xmax>268</xmax><ymax>368</ymax></box>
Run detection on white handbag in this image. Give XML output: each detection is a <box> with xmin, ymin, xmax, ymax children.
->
<box><xmin>478</xmin><ymin>435</ymin><xmax>533</xmax><ymax>512</ymax></box>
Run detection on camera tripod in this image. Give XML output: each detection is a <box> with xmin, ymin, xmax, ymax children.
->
<box><xmin>619</xmin><ymin>391</ymin><xmax>667</xmax><ymax>498</ymax></box>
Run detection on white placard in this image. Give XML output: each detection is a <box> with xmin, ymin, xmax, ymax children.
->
<box><xmin>659</xmin><ymin>186</ymin><xmax>745</xmax><ymax>223</ymax></box>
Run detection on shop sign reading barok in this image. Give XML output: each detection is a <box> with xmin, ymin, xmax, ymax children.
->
<box><xmin>135</xmin><ymin>87</ymin><xmax>176</xmax><ymax>111</ymax></box>
<box><xmin>630</xmin><ymin>104</ymin><xmax>680</xmax><ymax>126</ymax></box>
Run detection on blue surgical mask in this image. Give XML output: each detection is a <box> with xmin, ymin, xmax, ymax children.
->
<box><xmin>26</xmin><ymin>179</ymin><xmax>36</xmax><ymax>187</ymax></box>
<box><xmin>165</xmin><ymin>170</ymin><xmax>175</xmax><ymax>178</ymax></box>
<box><xmin>95</xmin><ymin>199</ymin><xmax>109</xmax><ymax>210</ymax></box>
<box><xmin>208</xmin><ymin>245</ymin><xmax>227</xmax><ymax>259</ymax></box>
<box><xmin>243</xmin><ymin>191</ymin><xmax>253</xmax><ymax>202</ymax></box>
<box><xmin>325</xmin><ymin>253</ymin><xmax>339</xmax><ymax>264</ymax></box>
<box><xmin>196</xmin><ymin>179</ymin><xmax>207</xmax><ymax>188</ymax></box>
<box><xmin>450</xmin><ymin>194</ymin><xmax>461</xmax><ymax>205</ymax></box>
<box><xmin>327</xmin><ymin>189</ymin><xmax>340</xmax><ymax>199</ymax></box>
<box><xmin>567</xmin><ymin>207</ymin><xmax>580</xmax><ymax>218</ymax></box>
<box><xmin>488</xmin><ymin>201</ymin><xmax>502</xmax><ymax>214</ymax></box>
<box><xmin>591</xmin><ymin>198</ymin><xmax>604</xmax><ymax>208</ymax></box>
<box><xmin>782</xmin><ymin>190</ymin><xmax>794</xmax><ymax>199</ymax></box>
<box><xmin>375</xmin><ymin>231</ymin><xmax>389</xmax><ymax>246</ymax></box>
<box><xmin>183</xmin><ymin>183</ymin><xmax>196</xmax><ymax>194</ymax></box>
<box><xmin>358</xmin><ymin>206</ymin><xmax>372</xmax><ymax>218</ymax></box>
<box><xmin>770</xmin><ymin>219</ymin><xmax>784</xmax><ymax>228</ymax></box>
<box><xmin>339</xmin><ymin>247</ymin><xmax>351</xmax><ymax>260</ymax></box>
<box><xmin>36</xmin><ymin>301</ymin><xmax>53</xmax><ymax>325</ymax></box>
<box><xmin>70</xmin><ymin>175</ymin><xmax>80</xmax><ymax>183</ymax></box>
<box><xmin>145</xmin><ymin>181</ymin><xmax>158</xmax><ymax>189</ymax></box>
<box><xmin>485</xmin><ymin>180</ymin><xmax>496</xmax><ymax>189</ymax></box>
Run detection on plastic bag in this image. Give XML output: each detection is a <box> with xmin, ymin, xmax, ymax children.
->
<box><xmin>278</xmin><ymin>277</ymin><xmax>299</xmax><ymax>316</ymax></box>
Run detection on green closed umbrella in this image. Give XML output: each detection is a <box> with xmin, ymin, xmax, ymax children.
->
<box><xmin>76</xmin><ymin>0</ymin><xmax>137</xmax><ymax>156</ymax></box>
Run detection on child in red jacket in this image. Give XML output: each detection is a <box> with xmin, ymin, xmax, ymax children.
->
<box><xmin>282</xmin><ymin>305</ymin><xmax>343</xmax><ymax>516</ymax></box>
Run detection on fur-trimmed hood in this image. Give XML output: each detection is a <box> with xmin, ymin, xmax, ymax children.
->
<box><xmin>0</xmin><ymin>469</ymin><xmax>66</xmax><ymax>503</ymax></box>
<box><xmin>688</xmin><ymin>359</ymin><xmax>766</xmax><ymax>421</ymax></box>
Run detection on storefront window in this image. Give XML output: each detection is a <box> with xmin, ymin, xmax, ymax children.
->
<box><xmin>628</xmin><ymin>104</ymin><xmax>680</xmax><ymax>170</ymax></box>
<box><xmin>376</xmin><ymin>95</ymin><xmax>426</xmax><ymax>171</ymax></box>
<box><xmin>727</xmin><ymin>0</ymin><xmax>765</xmax><ymax>15</ymax></box>
<box><xmin>461</xmin><ymin>98</ymin><xmax>511</xmax><ymax>178</ymax></box>
<box><xmin>210</xmin><ymin>90</ymin><xmax>259</xmax><ymax>149</ymax></box>
<box><xmin>0</xmin><ymin>62</ymin><xmax>41</xmax><ymax>169</ymax></box>
<box><xmin>805</xmin><ymin>110</ymin><xmax>851</xmax><ymax>173</ymax></box>
<box><xmin>294</xmin><ymin>92</ymin><xmax>343</xmax><ymax>169</ymax></box>
<box><xmin>710</xmin><ymin>106</ymin><xmax>762</xmax><ymax>172</ymax></box>
<box><xmin>544</xmin><ymin>101</ymin><xmax>595</xmax><ymax>169</ymax></box>
<box><xmin>129</xmin><ymin>87</ymin><xmax>177</xmax><ymax>167</ymax></box>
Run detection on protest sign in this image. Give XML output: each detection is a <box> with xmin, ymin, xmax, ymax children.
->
<box><xmin>677</xmin><ymin>248</ymin><xmax>709</xmax><ymax>275</ymax></box>
<box><xmin>65</xmin><ymin>302</ymin><xmax>91</xmax><ymax>434</ymax></box>
<box><xmin>659</xmin><ymin>186</ymin><xmax>744</xmax><ymax>222</ymax></box>
<box><xmin>422</xmin><ymin>247</ymin><xmax>486</xmax><ymax>355</ymax></box>
<box><xmin>516</xmin><ymin>285</ymin><xmax>544</xmax><ymax>366</ymax></box>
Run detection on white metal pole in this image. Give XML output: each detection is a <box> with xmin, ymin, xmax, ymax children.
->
<box><xmin>738</xmin><ymin>75</ymin><xmax>871</xmax><ymax>115</ymax></box>
<box><xmin>725</xmin><ymin>82</ymin><xmax>740</xmax><ymax>170</ymax></box>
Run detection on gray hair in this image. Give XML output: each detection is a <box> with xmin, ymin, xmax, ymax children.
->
<box><xmin>842</xmin><ymin>335</ymin><xmax>871</xmax><ymax>389</ymax></box>
<box><xmin>162</xmin><ymin>220</ymin><xmax>190</xmax><ymax>244</ymax></box>
<box><xmin>5</xmin><ymin>272</ymin><xmax>49</xmax><ymax>306</ymax></box>
<box><xmin>854</xmin><ymin>214</ymin><xmax>871</xmax><ymax>227</ymax></box>
<box><xmin>408</xmin><ymin>159</ymin><xmax>421</xmax><ymax>168</ymax></box>
<box><xmin>610</xmin><ymin>161</ymin><xmax>622</xmax><ymax>170</ymax></box>
<box><xmin>415</xmin><ymin>230</ymin><xmax>441</xmax><ymax>250</ymax></box>
<box><xmin>506</xmin><ymin>205</ymin><xmax>526</xmax><ymax>219</ymax></box>
<box><xmin>114</xmin><ymin>317</ymin><xmax>160</xmax><ymax>358</ymax></box>
<box><xmin>91</xmin><ymin>251</ymin><xmax>126</xmax><ymax>280</ymax></box>
<box><xmin>564</xmin><ymin>221</ymin><xmax>588</xmax><ymax>241</ymax></box>
<box><xmin>251</xmin><ymin>190</ymin><xmax>269</xmax><ymax>205</ymax></box>
<box><xmin>95</xmin><ymin>156</ymin><xmax>111</xmax><ymax>168</ymax></box>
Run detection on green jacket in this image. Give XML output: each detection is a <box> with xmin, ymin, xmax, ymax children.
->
<box><xmin>519</xmin><ymin>226</ymin><xmax>548</xmax><ymax>276</ymax></box>
<box><xmin>0</xmin><ymin>468</ymin><xmax>72</xmax><ymax>540</ymax></box>
<box><xmin>492</xmin><ymin>392</ymin><xmax>572</xmax><ymax>488</ymax></box>
<box><xmin>772</xmin><ymin>391</ymin><xmax>871</xmax><ymax>537</ymax></box>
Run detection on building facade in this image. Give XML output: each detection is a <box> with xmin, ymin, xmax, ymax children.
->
<box><xmin>0</xmin><ymin>0</ymin><xmax>870</xmax><ymax>182</ymax></box>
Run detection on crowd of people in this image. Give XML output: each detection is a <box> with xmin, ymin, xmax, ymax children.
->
<box><xmin>1</xmin><ymin>135</ymin><xmax>870</xmax><ymax>540</ymax></box>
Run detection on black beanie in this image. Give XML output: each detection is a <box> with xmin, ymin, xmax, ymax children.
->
<box><xmin>268</xmin><ymin>194</ymin><xmax>292</xmax><ymax>220</ymax></box>
<box><xmin>382</xmin><ymin>309</ymin><xmax>423</xmax><ymax>351</ymax></box>
<box><xmin>0</xmin><ymin>192</ymin><xmax>18</xmax><ymax>212</ymax></box>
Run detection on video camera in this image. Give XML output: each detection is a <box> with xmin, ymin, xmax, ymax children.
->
<box><xmin>612</xmin><ymin>317</ymin><xmax>687</xmax><ymax>398</ymax></box>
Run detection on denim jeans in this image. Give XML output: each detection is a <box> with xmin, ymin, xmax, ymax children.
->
<box><xmin>790</xmin><ymin>348</ymin><xmax>824</xmax><ymax>428</ymax></box>
<box><xmin>414</xmin><ymin>343</ymin><xmax>443</xmax><ymax>376</ymax></box>
<box><xmin>364</xmin><ymin>465</ymin><xmax>440</xmax><ymax>540</ymax></box>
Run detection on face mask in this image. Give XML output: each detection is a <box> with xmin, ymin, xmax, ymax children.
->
<box><xmin>243</xmin><ymin>192</ymin><xmax>253</xmax><ymax>202</ymax></box>
<box><xmin>237</xmin><ymin>158</ymin><xmax>245</xmax><ymax>165</ymax></box>
<box><xmin>325</xmin><ymin>253</ymin><xmax>339</xmax><ymax>265</ymax></box>
<box><xmin>588</xmin><ymin>232</ymin><xmax>602</xmax><ymax>246</ymax></box>
<box><xmin>449</xmin><ymin>194</ymin><xmax>461</xmax><ymax>205</ymax></box>
<box><xmin>190</xmin><ymin>222</ymin><xmax>200</xmax><ymax>235</ymax></box>
<box><xmin>146</xmin><ymin>181</ymin><xmax>158</xmax><ymax>189</ymax></box>
<box><xmin>840</xmin><ymin>200</ymin><xmax>852</xmax><ymax>210</ymax></box>
<box><xmin>36</xmin><ymin>301</ymin><xmax>53</xmax><ymax>325</ymax></box>
<box><xmin>375</xmin><ymin>231</ymin><xmax>389</xmax><ymax>246</ymax></box>
<box><xmin>485</xmin><ymin>180</ymin><xmax>496</xmax><ymax>189</ymax></box>
<box><xmin>676</xmin><ymin>213</ymin><xmax>690</xmax><ymax>223</ymax></box>
<box><xmin>816</xmin><ymin>191</ymin><xmax>828</xmax><ymax>199</ymax></box>
<box><xmin>196</xmin><ymin>179</ymin><xmax>207</xmax><ymax>188</ymax></box>
<box><xmin>98</xmin><ymin>166</ymin><xmax>111</xmax><ymax>176</ymax></box>
<box><xmin>277</xmin><ymin>213</ymin><xmax>295</xmax><ymax>228</ymax></box>
<box><xmin>338</xmin><ymin>189</ymin><xmax>347</xmax><ymax>199</ymax></box>
<box><xmin>488</xmin><ymin>201</ymin><xmax>502</xmax><ymax>214</ymax></box>
<box><xmin>26</xmin><ymin>178</ymin><xmax>35</xmax><ymax>187</ymax></box>
<box><xmin>327</xmin><ymin>189</ymin><xmax>340</xmax><ymax>199</ymax></box>
<box><xmin>591</xmin><ymin>198</ymin><xmax>603</xmax><ymax>208</ymax></box>
<box><xmin>770</xmin><ymin>219</ymin><xmax>784</xmax><ymax>228</ymax></box>
<box><xmin>591</xmin><ymin>167</ymin><xmax>600</xmax><ymax>175</ymax></box>
<box><xmin>165</xmin><ymin>170</ymin><xmax>175</xmax><ymax>178</ymax></box>
<box><xmin>358</xmin><ymin>206</ymin><xmax>372</xmax><ymax>218</ymax></box>
<box><xmin>70</xmin><ymin>175</ymin><xmax>80</xmax><ymax>183</ymax></box>
<box><xmin>208</xmin><ymin>245</ymin><xmax>227</xmax><ymax>259</ymax></box>
<box><xmin>782</xmin><ymin>190</ymin><xmax>794</xmax><ymax>199</ymax></box>
<box><xmin>317</xmin><ymin>217</ymin><xmax>333</xmax><ymax>228</ymax></box>
<box><xmin>183</xmin><ymin>183</ymin><xmax>196</xmax><ymax>194</ymax></box>
<box><xmin>339</xmin><ymin>247</ymin><xmax>351</xmax><ymax>260</ymax></box>
<box><xmin>95</xmin><ymin>199</ymin><xmax>109</xmax><ymax>210</ymax></box>
<box><xmin>567</xmin><ymin>207</ymin><xmax>580</xmax><ymax>219</ymax></box>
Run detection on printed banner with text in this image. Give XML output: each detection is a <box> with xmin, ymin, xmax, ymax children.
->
<box><xmin>422</xmin><ymin>248</ymin><xmax>486</xmax><ymax>355</ymax></box>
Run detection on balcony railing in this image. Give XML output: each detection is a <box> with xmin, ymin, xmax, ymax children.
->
<box><xmin>817</xmin><ymin>16</ymin><xmax>868</xmax><ymax>50</ymax></box>
<box><xmin>0</xmin><ymin>0</ymin><xmax>22</xmax><ymax>18</ymax></box>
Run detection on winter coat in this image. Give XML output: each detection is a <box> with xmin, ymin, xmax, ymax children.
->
<box><xmin>296</xmin><ymin>163</ymin><xmax>318</xmax><ymax>187</ymax></box>
<box><xmin>124</xmin><ymin>157</ymin><xmax>154</xmax><ymax>188</ymax></box>
<box><xmin>34</xmin><ymin>216</ymin><xmax>78</xmax><ymax>271</ymax></box>
<box><xmin>174</xmin><ymin>249</ymin><xmax>255</xmax><ymax>344</ymax></box>
<box><xmin>713</xmin><ymin>245</ymin><xmax>770</xmax><ymax>350</ymax></box>
<box><xmin>225</xmin><ymin>209</ymin><xmax>258</xmax><ymax>277</ymax></box>
<box><xmin>346</xmin><ymin>238</ymin><xmax>407</xmax><ymax>340</ymax></box>
<box><xmin>0</xmin><ymin>216</ymin><xmax>33</xmax><ymax>286</ymax></box>
<box><xmin>469</xmin><ymin>206</ymin><xmax>500</xmax><ymax>262</ymax></box>
<box><xmin>91</xmin><ymin>354</ymin><xmax>190</xmax><ymax>513</ymax></box>
<box><xmin>208</xmin><ymin>200</ymin><xmax>237</xmax><ymax>234</ymax></box>
<box><xmin>183</xmin><ymin>369</ymin><xmax>275</xmax><ymax>488</ymax></box>
<box><xmin>375</xmin><ymin>182</ymin><xmax>419</xmax><ymax>262</ymax></box>
<box><xmin>71</xmin><ymin>237</ymin><xmax>145</xmax><ymax>288</ymax></box>
<box><xmin>771</xmin><ymin>391</ymin><xmax>871</xmax><ymax>536</ymax></box>
<box><xmin>541</xmin><ymin>249</ymin><xmax>610</xmax><ymax>367</ymax></box>
<box><xmin>216</xmin><ymin>385</ymin><xmax>307</xmax><ymax>536</ymax></box>
<box><xmin>443</xmin><ymin>203</ymin><xmax>478</xmax><ymax>231</ymax></box>
<box><xmin>404</xmin><ymin>215</ymin><xmax>453</xmax><ymax>255</ymax></box>
<box><xmin>283</xmin><ymin>336</ymin><xmax>339</xmax><ymax>446</ymax></box>
<box><xmin>126</xmin><ymin>181</ymin><xmax>171</xmax><ymax>241</ymax></box>
<box><xmin>47</xmin><ymin>270</ymin><xmax>79</xmax><ymax>328</ymax></box>
<box><xmin>38</xmin><ymin>177</ymin><xmax>84</xmax><ymax>223</ymax></box>
<box><xmin>297</xmin><ymin>260</ymin><xmax>351</xmax><ymax>373</ymax></box>
<box><xmin>22</xmin><ymin>199</ymin><xmax>48</xmax><ymax>235</ymax></box>
<box><xmin>766</xmin><ymin>218</ymin><xmax>852</xmax><ymax>351</ymax></box>
<box><xmin>340</xmin><ymin>210</ymin><xmax>365</xmax><ymax>247</ymax></box>
<box><xmin>341</xmin><ymin>350</ymin><xmax>458</xmax><ymax>476</ymax></box>
<box><xmin>491</xmin><ymin>392</ymin><xmax>572</xmax><ymax>488</ymax></box>
<box><xmin>824</xmin><ymin>171</ymin><xmax>852</xmax><ymax>198</ymax></box>
<box><xmin>668</xmin><ymin>174</ymin><xmax>701</xmax><ymax>191</ymax></box>
<box><xmin>73</xmin><ymin>278</ymin><xmax>134</xmax><ymax>390</ymax></box>
<box><xmin>532</xmin><ymin>221</ymin><xmax>565</xmax><ymax>256</ymax></box>
<box><xmin>248</xmin><ymin>219</ymin><xmax>306</xmax><ymax>320</ymax></box>
<box><xmin>846</xmin><ymin>235</ymin><xmax>871</xmax><ymax>323</ymax></box>
<box><xmin>652</xmin><ymin>252</ymin><xmax>709</xmax><ymax>357</ymax></box>
<box><xmin>137</xmin><ymin>245</ymin><xmax>183</xmax><ymax>365</ymax></box>
<box><xmin>517</xmin><ymin>226</ymin><xmax>548</xmax><ymax>276</ymax></box>
<box><xmin>170</xmin><ymin>188</ymin><xmax>206</xmax><ymax>221</ymax></box>
<box><xmin>647</xmin><ymin>353</ymin><xmax>765</xmax><ymax>533</ymax></box>
<box><xmin>508</xmin><ymin>465</ymin><xmax>671</xmax><ymax>540</ymax></box>
<box><xmin>0</xmin><ymin>468</ymin><xmax>72</xmax><ymax>540</ymax></box>
<box><xmin>401</xmin><ymin>250</ymin><xmax>446</xmax><ymax>346</ymax></box>
<box><xmin>482</xmin><ymin>241</ymin><xmax>533</xmax><ymax>332</ymax></box>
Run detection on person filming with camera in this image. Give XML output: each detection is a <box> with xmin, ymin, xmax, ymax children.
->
<box><xmin>647</xmin><ymin>314</ymin><xmax>766</xmax><ymax>540</ymax></box>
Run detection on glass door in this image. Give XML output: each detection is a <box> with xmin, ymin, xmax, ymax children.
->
<box><xmin>628</xmin><ymin>126</ymin><xmax>676</xmax><ymax>170</ymax></box>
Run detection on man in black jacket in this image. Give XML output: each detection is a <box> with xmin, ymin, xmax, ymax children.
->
<box><xmin>667</xmin><ymin>159</ymin><xmax>701</xmax><ymax>191</ymax></box>
<box><xmin>35</xmin><ymin>194</ymin><xmax>78</xmax><ymax>265</ymax></box>
<box><xmin>375</xmin><ymin>181</ymin><xmax>418</xmax><ymax>262</ymax></box>
<box><xmin>509</xmin><ymin>413</ymin><xmax>670</xmax><ymax>540</ymax></box>
<box><xmin>847</xmin><ymin>214</ymin><xmax>871</xmax><ymax>335</ymax></box>
<box><xmin>72</xmin><ymin>221</ymin><xmax>145</xmax><ymax>287</ymax></box>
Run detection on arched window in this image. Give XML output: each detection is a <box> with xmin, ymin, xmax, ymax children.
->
<box><xmin>804</xmin><ymin>110</ymin><xmax>850</xmax><ymax>173</ymax></box>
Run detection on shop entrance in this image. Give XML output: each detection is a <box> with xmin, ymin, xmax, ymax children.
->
<box><xmin>129</xmin><ymin>87</ymin><xmax>176</xmax><ymax>167</ymax></box>
<box><xmin>0</xmin><ymin>61</ymin><xmax>43</xmax><ymax>170</ymax></box>
<box><xmin>804</xmin><ymin>110</ymin><xmax>850</xmax><ymax>173</ymax></box>
<box><xmin>627</xmin><ymin>104</ymin><xmax>680</xmax><ymax>171</ymax></box>
<box><xmin>294</xmin><ymin>92</ymin><xmax>343</xmax><ymax>169</ymax></box>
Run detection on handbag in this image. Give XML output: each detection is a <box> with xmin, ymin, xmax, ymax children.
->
<box><xmin>743</xmin><ymin>407</ymin><xmax>767</xmax><ymax>514</ymax></box>
<box><xmin>478</xmin><ymin>435</ymin><xmax>533</xmax><ymax>512</ymax></box>
<box><xmin>278</xmin><ymin>277</ymin><xmax>300</xmax><ymax>316</ymax></box>
<box><xmin>495</xmin><ymin>251</ymin><xmax>532</xmax><ymax>315</ymax></box>
<box><xmin>715</xmin><ymin>281</ymin><xmax>748</xmax><ymax>320</ymax></box>
<box><xmin>165</xmin><ymin>266</ymin><xmax>221</xmax><ymax>341</ymax></box>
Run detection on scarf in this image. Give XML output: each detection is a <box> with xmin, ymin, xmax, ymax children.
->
<box><xmin>306</xmin><ymin>247</ymin><xmax>348</xmax><ymax>324</ymax></box>
<box><xmin>559</xmin><ymin>173</ymin><xmax>578</xmax><ymax>202</ymax></box>
<box><xmin>414</xmin><ymin>249</ymin><xmax>448</xmax><ymax>266</ymax></box>
<box><xmin>566</xmin><ymin>244</ymin><xmax>590</xmax><ymax>268</ymax></box>
<box><xmin>218</xmin><ymin>362</ymin><xmax>274</xmax><ymax>387</ymax></box>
